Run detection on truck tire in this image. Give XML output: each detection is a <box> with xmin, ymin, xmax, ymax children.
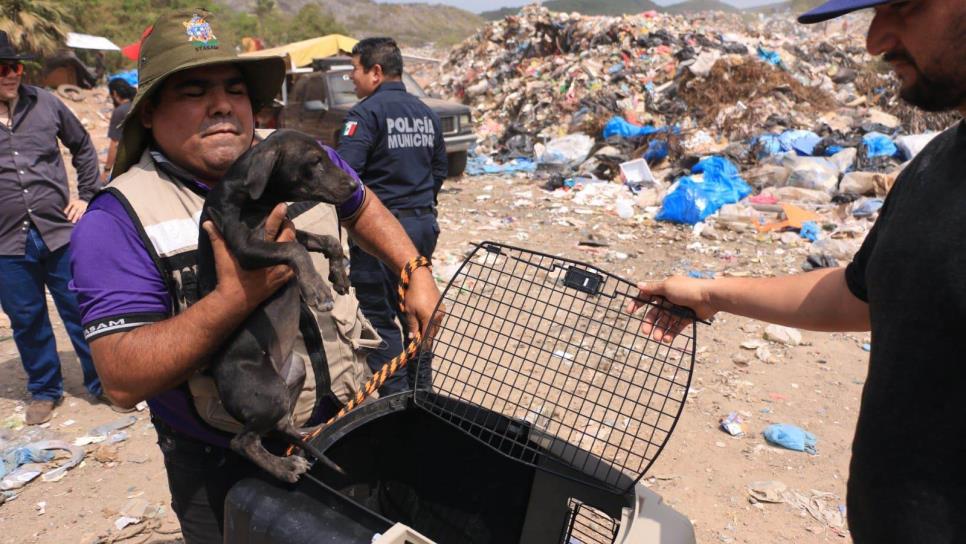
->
<box><xmin>56</xmin><ymin>84</ymin><xmax>84</xmax><ymax>102</ymax></box>
<box><xmin>447</xmin><ymin>151</ymin><xmax>467</xmax><ymax>178</ymax></box>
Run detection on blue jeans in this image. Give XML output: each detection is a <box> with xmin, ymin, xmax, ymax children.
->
<box><xmin>350</xmin><ymin>212</ymin><xmax>438</xmax><ymax>395</ymax></box>
<box><xmin>0</xmin><ymin>226</ymin><xmax>100</xmax><ymax>400</ymax></box>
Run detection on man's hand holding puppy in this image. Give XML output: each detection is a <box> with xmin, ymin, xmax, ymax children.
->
<box><xmin>203</xmin><ymin>203</ymin><xmax>295</xmax><ymax>315</ymax></box>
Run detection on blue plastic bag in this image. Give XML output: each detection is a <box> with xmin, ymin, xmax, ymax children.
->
<box><xmin>757</xmin><ymin>46</ymin><xmax>782</xmax><ymax>66</ymax></box>
<box><xmin>656</xmin><ymin>177</ymin><xmax>708</xmax><ymax>224</ymax></box>
<box><xmin>656</xmin><ymin>156</ymin><xmax>752</xmax><ymax>224</ymax></box>
<box><xmin>799</xmin><ymin>221</ymin><xmax>821</xmax><ymax>242</ymax></box>
<box><xmin>465</xmin><ymin>153</ymin><xmax>536</xmax><ymax>176</ymax></box>
<box><xmin>602</xmin><ymin>116</ymin><xmax>662</xmax><ymax>139</ymax></box>
<box><xmin>863</xmin><ymin>132</ymin><xmax>898</xmax><ymax>158</ymax></box>
<box><xmin>690</xmin><ymin>155</ymin><xmax>742</xmax><ymax>180</ymax></box>
<box><xmin>754</xmin><ymin>134</ymin><xmax>783</xmax><ymax>158</ymax></box>
<box><xmin>824</xmin><ymin>145</ymin><xmax>844</xmax><ymax>156</ymax></box>
<box><xmin>755</xmin><ymin>130</ymin><xmax>821</xmax><ymax>158</ymax></box>
<box><xmin>779</xmin><ymin>130</ymin><xmax>821</xmax><ymax>156</ymax></box>
<box><xmin>852</xmin><ymin>198</ymin><xmax>884</xmax><ymax>218</ymax></box>
<box><xmin>108</xmin><ymin>69</ymin><xmax>138</xmax><ymax>88</ymax></box>
<box><xmin>644</xmin><ymin>140</ymin><xmax>669</xmax><ymax>163</ymax></box>
<box><xmin>0</xmin><ymin>446</ymin><xmax>55</xmax><ymax>478</ymax></box>
<box><xmin>763</xmin><ymin>423</ymin><xmax>817</xmax><ymax>454</ymax></box>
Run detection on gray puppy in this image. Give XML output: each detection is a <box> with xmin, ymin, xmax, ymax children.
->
<box><xmin>197</xmin><ymin>130</ymin><xmax>356</xmax><ymax>482</ymax></box>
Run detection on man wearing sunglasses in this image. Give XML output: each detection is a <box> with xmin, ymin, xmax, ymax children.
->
<box><xmin>0</xmin><ymin>31</ymin><xmax>104</xmax><ymax>425</ymax></box>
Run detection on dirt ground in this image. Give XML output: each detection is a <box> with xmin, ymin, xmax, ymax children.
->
<box><xmin>0</xmin><ymin>154</ymin><xmax>871</xmax><ymax>542</ymax></box>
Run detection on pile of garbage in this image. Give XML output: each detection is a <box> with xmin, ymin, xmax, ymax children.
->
<box><xmin>430</xmin><ymin>6</ymin><xmax>962</xmax><ymax>260</ymax></box>
<box><xmin>433</xmin><ymin>5</ymin><xmax>956</xmax><ymax>160</ymax></box>
<box><xmin>0</xmin><ymin>414</ymin><xmax>137</xmax><ymax>499</ymax></box>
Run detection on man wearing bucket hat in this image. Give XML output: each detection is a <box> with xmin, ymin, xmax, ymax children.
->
<box><xmin>0</xmin><ymin>30</ymin><xmax>106</xmax><ymax>425</ymax></box>
<box><xmin>69</xmin><ymin>9</ymin><xmax>441</xmax><ymax>542</ymax></box>
<box><xmin>632</xmin><ymin>0</ymin><xmax>966</xmax><ymax>542</ymax></box>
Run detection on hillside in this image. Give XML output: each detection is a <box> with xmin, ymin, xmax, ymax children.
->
<box><xmin>662</xmin><ymin>0</ymin><xmax>740</xmax><ymax>14</ymax></box>
<box><xmin>747</xmin><ymin>1</ymin><xmax>793</xmax><ymax>13</ymax></box>
<box><xmin>482</xmin><ymin>0</ymin><xmax>660</xmax><ymax>20</ymax></box>
<box><xmin>223</xmin><ymin>0</ymin><xmax>484</xmax><ymax>45</ymax></box>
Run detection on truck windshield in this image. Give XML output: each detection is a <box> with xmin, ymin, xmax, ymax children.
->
<box><xmin>327</xmin><ymin>71</ymin><xmax>427</xmax><ymax>106</ymax></box>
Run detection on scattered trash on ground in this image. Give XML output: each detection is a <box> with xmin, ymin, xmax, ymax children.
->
<box><xmin>763</xmin><ymin>423</ymin><xmax>818</xmax><ymax>454</ymax></box>
<box><xmin>719</xmin><ymin>412</ymin><xmax>744</xmax><ymax>437</ymax></box>
<box><xmin>764</xmin><ymin>325</ymin><xmax>803</xmax><ymax>346</ymax></box>
<box><xmin>748</xmin><ymin>480</ymin><xmax>787</xmax><ymax>503</ymax></box>
<box><xmin>74</xmin><ymin>415</ymin><xmax>138</xmax><ymax>446</ymax></box>
<box><xmin>749</xmin><ymin>480</ymin><xmax>847</xmax><ymax>534</ymax></box>
<box><xmin>0</xmin><ymin>440</ymin><xmax>85</xmax><ymax>489</ymax></box>
<box><xmin>428</xmin><ymin>5</ymin><xmax>958</xmax><ymax>270</ymax></box>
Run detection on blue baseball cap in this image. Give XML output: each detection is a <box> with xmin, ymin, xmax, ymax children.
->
<box><xmin>798</xmin><ymin>0</ymin><xmax>888</xmax><ymax>24</ymax></box>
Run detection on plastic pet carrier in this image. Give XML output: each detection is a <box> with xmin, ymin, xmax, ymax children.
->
<box><xmin>225</xmin><ymin>242</ymin><xmax>703</xmax><ymax>544</ymax></box>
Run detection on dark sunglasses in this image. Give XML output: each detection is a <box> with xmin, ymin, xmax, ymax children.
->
<box><xmin>0</xmin><ymin>63</ymin><xmax>23</xmax><ymax>77</ymax></box>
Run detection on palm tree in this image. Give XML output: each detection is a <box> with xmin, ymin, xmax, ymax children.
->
<box><xmin>0</xmin><ymin>0</ymin><xmax>74</xmax><ymax>57</ymax></box>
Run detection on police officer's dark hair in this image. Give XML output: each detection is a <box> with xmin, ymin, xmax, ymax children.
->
<box><xmin>351</xmin><ymin>37</ymin><xmax>403</xmax><ymax>78</ymax></box>
<box><xmin>108</xmin><ymin>78</ymin><xmax>137</xmax><ymax>100</ymax></box>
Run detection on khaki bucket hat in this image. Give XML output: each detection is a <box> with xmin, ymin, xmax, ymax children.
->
<box><xmin>112</xmin><ymin>9</ymin><xmax>285</xmax><ymax>179</ymax></box>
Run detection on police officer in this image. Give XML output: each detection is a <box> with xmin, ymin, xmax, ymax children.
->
<box><xmin>337</xmin><ymin>37</ymin><xmax>447</xmax><ymax>394</ymax></box>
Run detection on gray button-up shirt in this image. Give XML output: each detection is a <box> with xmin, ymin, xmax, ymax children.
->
<box><xmin>0</xmin><ymin>84</ymin><xmax>99</xmax><ymax>256</ymax></box>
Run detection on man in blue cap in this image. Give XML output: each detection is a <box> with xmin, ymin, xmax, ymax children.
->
<box><xmin>800</xmin><ymin>0</ymin><xmax>966</xmax><ymax>114</ymax></box>
<box><xmin>632</xmin><ymin>1</ymin><xmax>966</xmax><ymax>542</ymax></box>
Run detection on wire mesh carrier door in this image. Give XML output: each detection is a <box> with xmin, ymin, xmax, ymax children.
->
<box><xmin>564</xmin><ymin>499</ymin><xmax>620</xmax><ymax>544</ymax></box>
<box><xmin>414</xmin><ymin>241</ymin><xmax>700</xmax><ymax>495</ymax></box>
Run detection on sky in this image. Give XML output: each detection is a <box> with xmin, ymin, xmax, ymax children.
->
<box><xmin>376</xmin><ymin>0</ymin><xmax>785</xmax><ymax>13</ymax></box>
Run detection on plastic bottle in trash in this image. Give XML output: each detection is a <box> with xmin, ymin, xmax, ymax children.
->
<box><xmin>616</xmin><ymin>199</ymin><xmax>635</xmax><ymax>219</ymax></box>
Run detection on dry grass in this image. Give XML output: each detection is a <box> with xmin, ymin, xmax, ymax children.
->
<box><xmin>678</xmin><ymin>59</ymin><xmax>835</xmax><ymax>133</ymax></box>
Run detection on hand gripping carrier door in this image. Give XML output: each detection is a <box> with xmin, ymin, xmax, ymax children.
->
<box><xmin>224</xmin><ymin>241</ymin><xmax>706</xmax><ymax>544</ymax></box>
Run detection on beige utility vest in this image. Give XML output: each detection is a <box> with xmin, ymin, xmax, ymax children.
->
<box><xmin>106</xmin><ymin>150</ymin><xmax>381</xmax><ymax>433</ymax></box>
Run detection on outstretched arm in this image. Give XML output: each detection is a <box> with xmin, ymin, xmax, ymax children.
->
<box><xmin>629</xmin><ymin>267</ymin><xmax>870</xmax><ymax>342</ymax></box>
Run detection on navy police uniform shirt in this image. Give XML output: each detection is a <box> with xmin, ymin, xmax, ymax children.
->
<box><xmin>337</xmin><ymin>81</ymin><xmax>447</xmax><ymax>210</ymax></box>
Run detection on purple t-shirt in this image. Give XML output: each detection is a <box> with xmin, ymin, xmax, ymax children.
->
<box><xmin>69</xmin><ymin>145</ymin><xmax>363</xmax><ymax>446</ymax></box>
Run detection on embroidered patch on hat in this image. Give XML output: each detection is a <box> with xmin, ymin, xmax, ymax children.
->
<box><xmin>343</xmin><ymin>121</ymin><xmax>358</xmax><ymax>137</ymax></box>
<box><xmin>183</xmin><ymin>14</ymin><xmax>219</xmax><ymax>50</ymax></box>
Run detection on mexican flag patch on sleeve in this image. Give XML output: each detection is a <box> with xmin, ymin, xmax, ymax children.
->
<box><xmin>343</xmin><ymin>121</ymin><xmax>358</xmax><ymax>137</ymax></box>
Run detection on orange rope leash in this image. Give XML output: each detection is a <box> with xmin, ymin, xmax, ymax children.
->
<box><xmin>289</xmin><ymin>255</ymin><xmax>432</xmax><ymax>453</ymax></box>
